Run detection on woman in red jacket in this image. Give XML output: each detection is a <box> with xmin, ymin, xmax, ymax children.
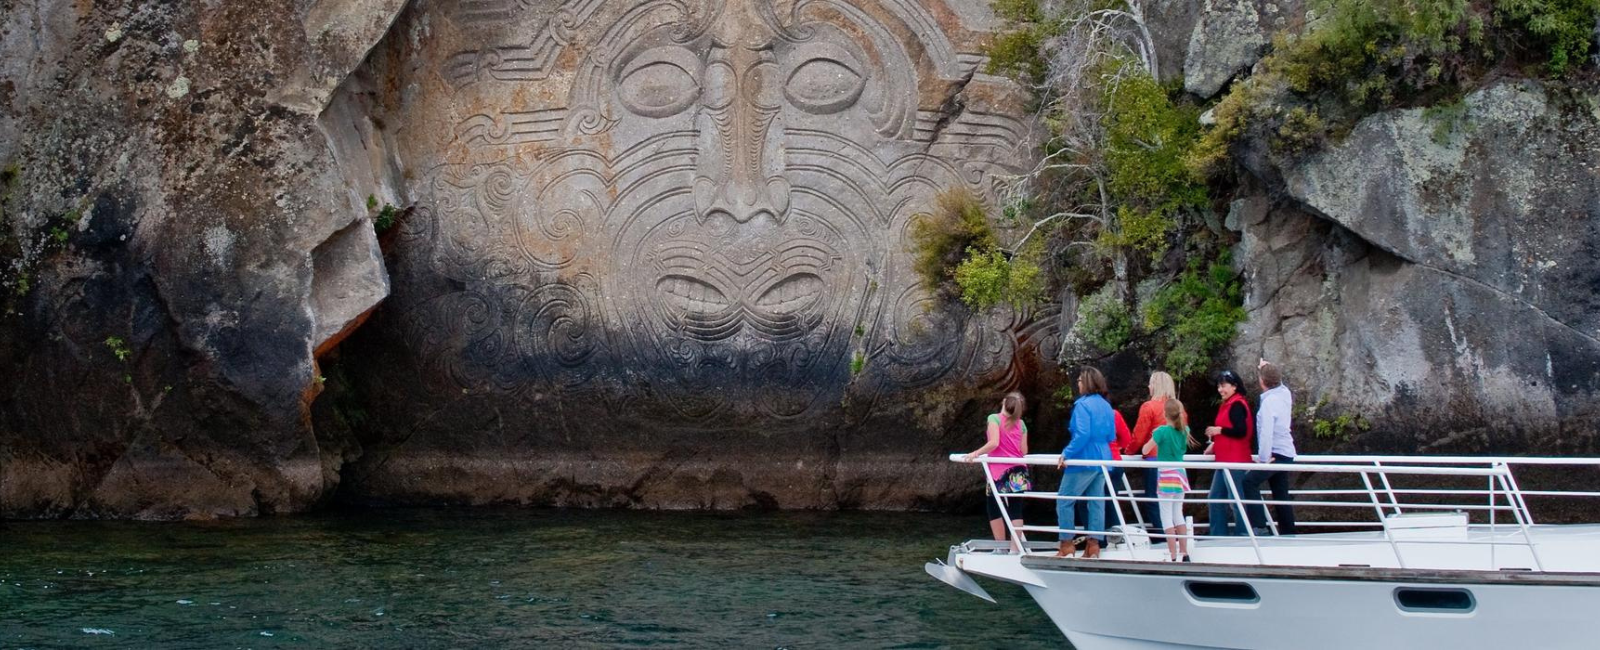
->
<box><xmin>1203</xmin><ymin>370</ymin><xmax>1254</xmax><ymax>537</ymax></box>
<box><xmin>1127</xmin><ymin>371</ymin><xmax>1179</xmax><ymax>527</ymax></box>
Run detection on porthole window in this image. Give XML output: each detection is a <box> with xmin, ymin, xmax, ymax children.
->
<box><xmin>1394</xmin><ymin>587</ymin><xmax>1475</xmax><ymax>613</ymax></box>
<box><xmin>1185</xmin><ymin>581</ymin><xmax>1259</xmax><ymax>604</ymax></box>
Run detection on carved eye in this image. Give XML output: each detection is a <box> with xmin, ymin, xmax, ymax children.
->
<box><xmin>616</xmin><ymin>46</ymin><xmax>702</xmax><ymax>118</ymax></box>
<box><xmin>784</xmin><ymin>44</ymin><xmax>866</xmax><ymax>114</ymax></box>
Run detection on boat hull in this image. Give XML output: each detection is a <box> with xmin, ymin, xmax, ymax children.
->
<box><xmin>1018</xmin><ymin>561</ymin><xmax>1600</xmax><ymax>650</ymax></box>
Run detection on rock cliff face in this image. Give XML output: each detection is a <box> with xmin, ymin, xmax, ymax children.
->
<box><xmin>321</xmin><ymin>0</ymin><xmax>1061</xmax><ymax>509</ymax></box>
<box><xmin>8</xmin><ymin>1</ymin><xmax>1599</xmax><ymax>519</ymax></box>
<box><xmin>1182</xmin><ymin>0</ymin><xmax>1303</xmax><ymax>97</ymax></box>
<box><xmin>1153</xmin><ymin>4</ymin><xmax>1600</xmax><ymax>455</ymax></box>
<box><xmin>1230</xmin><ymin>81</ymin><xmax>1600</xmax><ymax>453</ymax></box>
<box><xmin>2</xmin><ymin>0</ymin><xmax>1062</xmax><ymax>517</ymax></box>
<box><xmin>0</xmin><ymin>0</ymin><xmax>405</xmax><ymax>518</ymax></box>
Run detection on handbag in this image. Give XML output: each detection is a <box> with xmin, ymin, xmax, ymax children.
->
<box><xmin>998</xmin><ymin>466</ymin><xmax>1033</xmax><ymax>493</ymax></box>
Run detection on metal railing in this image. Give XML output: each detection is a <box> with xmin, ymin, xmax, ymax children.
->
<box><xmin>950</xmin><ymin>453</ymin><xmax>1600</xmax><ymax>570</ymax></box>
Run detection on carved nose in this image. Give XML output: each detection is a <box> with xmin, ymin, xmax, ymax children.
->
<box><xmin>694</xmin><ymin>175</ymin><xmax>791</xmax><ymax>224</ymax></box>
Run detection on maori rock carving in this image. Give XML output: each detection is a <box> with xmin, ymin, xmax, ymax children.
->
<box><xmin>398</xmin><ymin>0</ymin><xmax>1052</xmax><ymax>428</ymax></box>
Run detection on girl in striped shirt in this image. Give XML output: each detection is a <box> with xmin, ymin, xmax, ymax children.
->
<box><xmin>1144</xmin><ymin>398</ymin><xmax>1196</xmax><ymax>561</ymax></box>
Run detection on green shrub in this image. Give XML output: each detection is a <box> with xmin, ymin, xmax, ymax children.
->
<box><xmin>908</xmin><ymin>188</ymin><xmax>998</xmax><ymax>299</ymax></box>
<box><xmin>1004</xmin><ymin>247</ymin><xmax>1047</xmax><ymax>307</ymax></box>
<box><xmin>850</xmin><ymin>351</ymin><xmax>866</xmax><ymax>375</ymax></box>
<box><xmin>1312</xmin><ymin>413</ymin><xmax>1371</xmax><ymax>441</ymax></box>
<box><xmin>1071</xmin><ymin>285</ymin><xmax>1132</xmax><ymax>351</ymax></box>
<box><xmin>1052</xmin><ymin>382</ymin><xmax>1076</xmax><ymax>408</ymax></box>
<box><xmin>1097</xmin><ymin>205</ymin><xmax>1174</xmax><ymax>259</ymax></box>
<box><xmin>953</xmin><ymin>244</ymin><xmax>1047</xmax><ymax>310</ymax></box>
<box><xmin>985</xmin><ymin>0</ymin><xmax>1052</xmax><ymax>83</ymax></box>
<box><xmin>1141</xmin><ymin>254</ymin><xmax>1247</xmax><ymax>380</ymax></box>
<box><xmin>1278</xmin><ymin>0</ymin><xmax>1479</xmax><ymax>110</ymax></box>
<box><xmin>1189</xmin><ymin>79</ymin><xmax>1262</xmax><ymax>177</ymax></box>
<box><xmin>1099</xmin><ymin>67</ymin><xmax>1208</xmax><ymax>259</ymax></box>
<box><xmin>987</xmin><ymin>29</ymin><xmax>1049</xmax><ymax>83</ymax></box>
<box><xmin>374</xmin><ymin>204</ymin><xmax>400</xmax><ymax>232</ymax></box>
<box><xmin>992</xmin><ymin>0</ymin><xmax>1045</xmax><ymax>22</ymax></box>
<box><xmin>1195</xmin><ymin>0</ymin><xmax>1600</xmax><ymax>169</ymax></box>
<box><xmin>104</xmin><ymin>336</ymin><xmax>131</xmax><ymax>362</ymax></box>
<box><xmin>954</xmin><ymin>247</ymin><xmax>1008</xmax><ymax>308</ymax></box>
<box><xmin>1272</xmin><ymin>106</ymin><xmax>1328</xmax><ymax>155</ymax></box>
<box><xmin>1497</xmin><ymin>0</ymin><xmax>1600</xmax><ymax>74</ymax></box>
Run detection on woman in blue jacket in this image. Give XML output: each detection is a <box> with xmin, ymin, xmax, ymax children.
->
<box><xmin>1056</xmin><ymin>367</ymin><xmax>1116</xmax><ymax>558</ymax></box>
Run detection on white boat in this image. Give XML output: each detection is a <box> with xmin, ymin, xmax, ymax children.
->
<box><xmin>928</xmin><ymin>454</ymin><xmax>1600</xmax><ymax>649</ymax></box>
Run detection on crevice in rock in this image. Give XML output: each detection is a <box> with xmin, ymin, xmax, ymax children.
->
<box><xmin>272</xmin><ymin>0</ymin><xmax>415</xmax><ymax>116</ymax></box>
<box><xmin>309</xmin><ymin>220</ymin><xmax>388</xmax><ymax>358</ymax></box>
<box><xmin>1280</xmin><ymin>194</ymin><xmax>1600</xmax><ymax>350</ymax></box>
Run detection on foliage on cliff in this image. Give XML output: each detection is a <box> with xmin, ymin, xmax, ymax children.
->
<box><xmin>1140</xmin><ymin>254</ymin><xmax>1248</xmax><ymax>380</ymax></box>
<box><xmin>1100</xmin><ymin>69</ymin><xmax>1209</xmax><ymax>260</ymax></box>
<box><xmin>981</xmin><ymin>0</ymin><xmax>1246</xmax><ymax>380</ymax></box>
<box><xmin>909</xmin><ymin>189</ymin><xmax>996</xmax><ymax>299</ymax></box>
<box><xmin>909</xmin><ymin>188</ymin><xmax>1047</xmax><ymax>310</ymax></box>
<box><xmin>1193</xmin><ymin>0</ymin><xmax>1600</xmax><ymax>173</ymax></box>
<box><xmin>1</xmin><ymin>163</ymin><xmax>87</xmax><ymax>303</ymax></box>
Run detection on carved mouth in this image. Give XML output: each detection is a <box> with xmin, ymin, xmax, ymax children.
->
<box><xmin>654</xmin><ymin>270</ymin><xmax>826</xmax><ymax>341</ymax></box>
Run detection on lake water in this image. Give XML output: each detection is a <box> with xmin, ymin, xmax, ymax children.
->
<box><xmin>0</xmin><ymin>509</ymin><xmax>1064</xmax><ymax>648</ymax></box>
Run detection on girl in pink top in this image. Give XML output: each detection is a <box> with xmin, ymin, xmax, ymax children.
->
<box><xmin>963</xmin><ymin>392</ymin><xmax>1030</xmax><ymax>548</ymax></box>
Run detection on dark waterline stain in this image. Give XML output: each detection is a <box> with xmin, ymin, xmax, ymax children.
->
<box><xmin>0</xmin><ymin>509</ymin><xmax>1065</xmax><ymax>648</ymax></box>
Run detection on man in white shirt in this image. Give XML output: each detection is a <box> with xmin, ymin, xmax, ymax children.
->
<box><xmin>1242</xmin><ymin>361</ymin><xmax>1297</xmax><ymax>535</ymax></box>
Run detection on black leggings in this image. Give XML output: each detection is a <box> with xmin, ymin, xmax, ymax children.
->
<box><xmin>985</xmin><ymin>475</ymin><xmax>1021</xmax><ymax>521</ymax></box>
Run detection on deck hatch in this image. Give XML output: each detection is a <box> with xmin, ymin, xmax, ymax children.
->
<box><xmin>1184</xmin><ymin>581</ymin><xmax>1259</xmax><ymax>603</ymax></box>
<box><xmin>1394</xmin><ymin>587</ymin><xmax>1475</xmax><ymax>613</ymax></box>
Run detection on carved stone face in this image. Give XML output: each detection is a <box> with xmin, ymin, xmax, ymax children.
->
<box><xmin>592</xmin><ymin>4</ymin><xmax>904</xmax><ymax>417</ymax></box>
<box><xmin>393</xmin><ymin>0</ymin><xmax>1049</xmax><ymax>426</ymax></box>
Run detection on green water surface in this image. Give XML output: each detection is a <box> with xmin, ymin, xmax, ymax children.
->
<box><xmin>0</xmin><ymin>509</ymin><xmax>1063</xmax><ymax>648</ymax></box>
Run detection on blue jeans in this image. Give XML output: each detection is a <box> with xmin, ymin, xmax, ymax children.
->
<box><xmin>1074</xmin><ymin>468</ymin><xmax>1125</xmax><ymax>532</ymax></box>
<box><xmin>1057</xmin><ymin>470</ymin><xmax>1106</xmax><ymax>542</ymax></box>
<box><xmin>1207</xmin><ymin>469</ymin><xmax>1250</xmax><ymax>537</ymax></box>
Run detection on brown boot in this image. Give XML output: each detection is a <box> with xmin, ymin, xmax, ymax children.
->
<box><xmin>1056</xmin><ymin>538</ymin><xmax>1078</xmax><ymax>558</ymax></box>
<box><xmin>1083</xmin><ymin>538</ymin><xmax>1101</xmax><ymax>559</ymax></box>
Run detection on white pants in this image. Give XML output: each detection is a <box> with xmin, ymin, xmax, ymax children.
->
<box><xmin>1158</xmin><ymin>493</ymin><xmax>1186</xmax><ymax>530</ymax></box>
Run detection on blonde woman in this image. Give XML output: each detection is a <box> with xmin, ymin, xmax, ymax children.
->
<box><xmin>1127</xmin><ymin>372</ymin><xmax>1180</xmax><ymax>526</ymax></box>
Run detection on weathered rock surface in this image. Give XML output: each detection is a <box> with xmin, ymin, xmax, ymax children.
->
<box><xmin>1232</xmin><ymin>80</ymin><xmax>1600</xmax><ymax>453</ymax></box>
<box><xmin>2</xmin><ymin>0</ymin><xmax>1063</xmax><ymax>517</ymax></box>
<box><xmin>0</xmin><ymin>0</ymin><xmax>403</xmax><ymax>518</ymax></box>
<box><xmin>19</xmin><ymin>1</ymin><xmax>1592</xmax><ymax>520</ymax></box>
<box><xmin>322</xmin><ymin>0</ymin><xmax>1063</xmax><ymax>510</ymax></box>
<box><xmin>1188</xmin><ymin>0</ymin><xmax>1306</xmax><ymax>98</ymax></box>
<box><xmin>1142</xmin><ymin>0</ymin><xmax>1203</xmax><ymax>83</ymax></box>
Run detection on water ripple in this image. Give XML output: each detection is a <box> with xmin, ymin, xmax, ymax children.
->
<box><xmin>1</xmin><ymin>509</ymin><xmax>1061</xmax><ymax>648</ymax></box>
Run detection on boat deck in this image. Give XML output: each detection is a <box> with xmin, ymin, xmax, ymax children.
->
<box><xmin>934</xmin><ymin>456</ymin><xmax>1600</xmax><ymax>648</ymax></box>
<box><xmin>959</xmin><ymin>524</ymin><xmax>1600</xmax><ymax>573</ymax></box>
